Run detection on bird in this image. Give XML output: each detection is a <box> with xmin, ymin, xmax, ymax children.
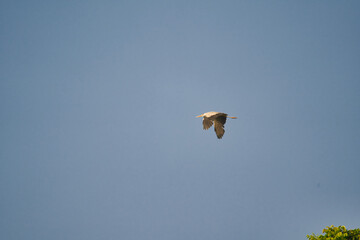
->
<box><xmin>196</xmin><ymin>111</ymin><xmax>237</xmax><ymax>139</ymax></box>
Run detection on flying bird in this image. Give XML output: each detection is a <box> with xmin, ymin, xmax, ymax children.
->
<box><xmin>196</xmin><ymin>111</ymin><xmax>237</xmax><ymax>139</ymax></box>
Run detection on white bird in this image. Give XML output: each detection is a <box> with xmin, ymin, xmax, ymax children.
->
<box><xmin>196</xmin><ymin>111</ymin><xmax>237</xmax><ymax>139</ymax></box>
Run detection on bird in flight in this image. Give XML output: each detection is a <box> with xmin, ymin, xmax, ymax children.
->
<box><xmin>196</xmin><ymin>111</ymin><xmax>237</xmax><ymax>139</ymax></box>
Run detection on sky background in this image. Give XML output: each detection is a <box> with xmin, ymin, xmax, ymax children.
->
<box><xmin>1</xmin><ymin>1</ymin><xmax>360</xmax><ymax>239</ymax></box>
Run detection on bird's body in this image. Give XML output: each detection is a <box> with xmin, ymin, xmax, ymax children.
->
<box><xmin>196</xmin><ymin>111</ymin><xmax>237</xmax><ymax>139</ymax></box>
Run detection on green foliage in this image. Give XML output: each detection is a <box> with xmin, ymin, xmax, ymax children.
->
<box><xmin>307</xmin><ymin>225</ymin><xmax>360</xmax><ymax>240</ymax></box>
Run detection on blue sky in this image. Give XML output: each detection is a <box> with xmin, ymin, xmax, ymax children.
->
<box><xmin>1</xmin><ymin>1</ymin><xmax>360</xmax><ymax>239</ymax></box>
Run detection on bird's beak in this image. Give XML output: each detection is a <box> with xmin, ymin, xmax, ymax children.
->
<box><xmin>196</xmin><ymin>115</ymin><xmax>203</xmax><ymax>118</ymax></box>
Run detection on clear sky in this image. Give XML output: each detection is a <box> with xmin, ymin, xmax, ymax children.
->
<box><xmin>1</xmin><ymin>1</ymin><xmax>359</xmax><ymax>239</ymax></box>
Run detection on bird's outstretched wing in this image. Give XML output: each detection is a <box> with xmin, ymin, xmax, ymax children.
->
<box><xmin>214</xmin><ymin>116</ymin><xmax>226</xmax><ymax>139</ymax></box>
<box><xmin>215</xmin><ymin>115</ymin><xmax>227</xmax><ymax>125</ymax></box>
<box><xmin>202</xmin><ymin>117</ymin><xmax>213</xmax><ymax>130</ymax></box>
